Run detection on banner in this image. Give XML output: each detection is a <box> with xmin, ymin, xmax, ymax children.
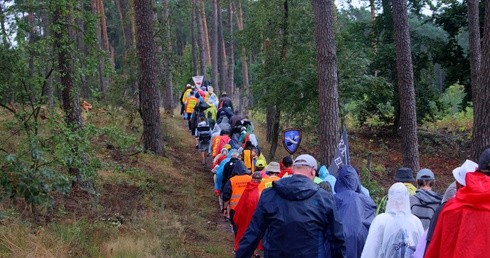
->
<box><xmin>282</xmin><ymin>128</ymin><xmax>302</xmax><ymax>155</ymax></box>
<box><xmin>192</xmin><ymin>75</ymin><xmax>204</xmax><ymax>87</ymax></box>
<box><xmin>328</xmin><ymin>127</ymin><xmax>350</xmax><ymax>177</ymax></box>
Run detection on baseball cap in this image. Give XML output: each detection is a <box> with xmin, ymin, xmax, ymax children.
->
<box><xmin>478</xmin><ymin>148</ymin><xmax>490</xmax><ymax>172</ymax></box>
<box><xmin>452</xmin><ymin>159</ymin><xmax>478</xmax><ymax>186</ymax></box>
<box><xmin>293</xmin><ymin>154</ymin><xmax>318</xmax><ymax>170</ymax></box>
<box><xmin>256</xmin><ymin>159</ymin><xmax>266</xmax><ymax>168</ymax></box>
<box><xmin>266</xmin><ymin>162</ymin><xmax>281</xmax><ymax>173</ymax></box>
<box><xmin>416</xmin><ymin>168</ymin><xmax>435</xmax><ymax>180</ymax></box>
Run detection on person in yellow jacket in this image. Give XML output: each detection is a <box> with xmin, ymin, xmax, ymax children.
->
<box><xmin>242</xmin><ymin>141</ymin><xmax>256</xmax><ymax>173</ymax></box>
<box><xmin>184</xmin><ymin>92</ymin><xmax>199</xmax><ymax>133</ymax></box>
<box><xmin>179</xmin><ymin>84</ymin><xmax>193</xmax><ymax>115</ymax></box>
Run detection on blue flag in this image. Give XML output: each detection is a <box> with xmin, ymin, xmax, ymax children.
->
<box><xmin>328</xmin><ymin>127</ymin><xmax>350</xmax><ymax>177</ymax></box>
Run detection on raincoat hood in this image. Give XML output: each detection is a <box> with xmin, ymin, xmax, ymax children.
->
<box><xmin>232</xmin><ymin>161</ymin><xmax>249</xmax><ymax>176</ymax></box>
<box><xmin>455</xmin><ymin>172</ymin><xmax>490</xmax><ymax>210</ymax></box>
<box><xmin>387</xmin><ymin>182</ymin><xmax>411</xmax><ymax>215</ymax></box>
<box><xmin>220</xmin><ymin>116</ymin><xmax>229</xmax><ymax>124</ymax></box>
<box><xmin>272</xmin><ymin>175</ymin><xmax>319</xmax><ymax>201</ymax></box>
<box><xmin>334</xmin><ymin>165</ymin><xmax>360</xmax><ymax>193</ymax></box>
<box><xmin>211</xmin><ymin>124</ymin><xmax>221</xmax><ymax>134</ymax></box>
<box><xmin>318</xmin><ymin>165</ymin><xmax>337</xmax><ymax>194</ymax></box>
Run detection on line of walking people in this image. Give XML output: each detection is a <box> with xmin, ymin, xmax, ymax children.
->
<box><xmin>180</xmin><ymin>82</ymin><xmax>490</xmax><ymax>258</ymax></box>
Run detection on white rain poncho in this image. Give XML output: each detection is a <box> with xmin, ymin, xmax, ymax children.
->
<box><xmin>361</xmin><ymin>183</ymin><xmax>424</xmax><ymax>258</ymax></box>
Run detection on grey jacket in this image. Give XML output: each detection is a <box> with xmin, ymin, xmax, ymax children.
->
<box><xmin>410</xmin><ymin>189</ymin><xmax>442</xmax><ymax>230</ymax></box>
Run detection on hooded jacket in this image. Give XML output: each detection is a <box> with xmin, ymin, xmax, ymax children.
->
<box><xmin>236</xmin><ymin>175</ymin><xmax>346</xmax><ymax>258</ymax></box>
<box><xmin>215</xmin><ymin>152</ymin><xmax>232</xmax><ymax>191</ymax></box>
<box><xmin>425</xmin><ymin>172</ymin><xmax>490</xmax><ymax>258</ymax></box>
<box><xmin>361</xmin><ymin>183</ymin><xmax>424</xmax><ymax>258</ymax></box>
<box><xmin>222</xmin><ymin>162</ymin><xmax>250</xmax><ymax>203</ymax></box>
<box><xmin>218</xmin><ymin>116</ymin><xmax>231</xmax><ymax>132</ymax></box>
<box><xmin>319</xmin><ymin>165</ymin><xmax>337</xmax><ymax>194</ymax></box>
<box><xmin>334</xmin><ymin>166</ymin><xmax>376</xmax><ymax>258</ymax></box>
<box><xmin>409</xmin><ymin>188</ymin><xmax>442</xmax><ymax>230</ymax></box>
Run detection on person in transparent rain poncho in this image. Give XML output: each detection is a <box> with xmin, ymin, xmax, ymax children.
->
<box><xmin>361</xmin><ymin>183</ymin><xmax>424</xmax><ymax>258</ymax></box>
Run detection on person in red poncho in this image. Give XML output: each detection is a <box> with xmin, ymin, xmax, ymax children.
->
<box><xmin>425</xmin><ymin>148</ymin><xmax>490</xmax><ymax>258</ymax></box>
<box><xmin>233</xmin><ymin>171</ymin><xmax>262</xmax><ymax>253</ymax></box>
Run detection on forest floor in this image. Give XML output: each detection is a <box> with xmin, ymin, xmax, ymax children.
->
<box><xmin>0</xmin><ymin>106</ymin><xmax>471</xmax><ymax>257</ymax></box>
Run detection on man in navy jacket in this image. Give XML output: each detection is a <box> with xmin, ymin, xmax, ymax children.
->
<box><xmin>236</xmin><ymin>154</ymin><xmax>346</xmax><ymax>258</ymax></box>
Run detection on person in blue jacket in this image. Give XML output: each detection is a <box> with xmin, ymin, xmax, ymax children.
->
<box><xmin>334</xmin><ymin>165</ymin><xmax>376</xmax><ymax>258</ymax></box>
<box><xmin>236</xmin><ymin>154</ymin><xmax>346</xmax><ymax>258</ymax></box>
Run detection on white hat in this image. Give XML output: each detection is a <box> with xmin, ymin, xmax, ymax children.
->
<box><xmin>452</xmin><ymin>159</ymin><xmax>478</xmax><ymax>186</ymax></box>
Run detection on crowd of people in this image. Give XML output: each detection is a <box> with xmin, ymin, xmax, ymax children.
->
<box><xmin>179</xmin><ymin>82</ymin><xmax>490</xmax><ymax>258</ymax></box>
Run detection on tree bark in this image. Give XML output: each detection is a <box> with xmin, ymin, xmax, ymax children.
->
<box><xmin>235</xmin><ymin>0</ymin><xmax>250</xmax><ymax>112</ymax></box>
<box><xmin>311</xmin><ymin>0</ymin><xmax>339</xmax><ymax>166</ymax></box>
<box><xmin>471</xmin><ymin>0</ymin><xmax>490</xmax><ymax>159</ymax></box>
<box><xmin>211</xmin><ymin>0</ymin><xmax>220</xmax><ymax>93</ymax></box>
<box><xmin>392</xmin><ymin>0</ymin><xmax>420</xmax><ymax>171</ymax></box>
<box><xmin>191</xmin><ymin>3</ymin><xmax>198</xmax><ymax>75</ymax></box>
<box><xmin>267</xmin><ymin>0</ymin><xmax>289</xmax><ymax>161</ymax></box>
<box><xmin>195</xmin><ymin>0</ymin><xmax>207</xmax><ymax>77</ymax></box>
<box><xmin>53</xmin><ymin>2</ymin><xmax>83</xmax><ymax>182</ymax></box>
<box><xmin>226</xmin><ymin>1</ymin><xmax>235</xmax><ymax>97</ymax></box>
<box><xmin>217</xmin><ymin>0</ymin><xmax>228</xmax><ymax>96</ymax></box>
<box><xmin>134</xmin><ymin>0</ymin><xmax>163</xmax><ymax>155</ymax></box>
<box><xmin>200</xmin><ymin>0</ymin><xmax>211</xmax><ymax>66</ymax></box>
<box><xmin>161</xmin><ymin>0</ymin><xmax>173</xmax><ymax>112</ymax></box>
<box><xmin>97</xmin><ymin>0</ymin><xmax>110</xmax><ymax>99</ymax></box>
<box><xmin>27</xmin><ymin>12</ymin><xmax>36</xmax><ymax>104</ymax></box>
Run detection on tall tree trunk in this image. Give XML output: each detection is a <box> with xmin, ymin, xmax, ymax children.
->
<box><xmin>200</xmin><ymin>0</ymin><xmax>211</xmax><ymax>66</ymax></box>
<box><xmin>226</xmin><ymin>1</ymin><xmax>235</xmax><ymax>97</ymax></box>
<box><xmin>392</xmin><ymin>0</ymin><xmax>420</xmax><ymax>171</ymax></box>
<box><xmin>195</xmin><ymin>0</ymin><xmax>207</xmax><ymax>77</ymax></box>
<box><xmin>217</xmin><ymin>0</ymin><xmax>228</xmax><ymax>95</ymax></box>
<box><xmin>41</xmin><ymin>11</ymin><xmax>53</xmax><ymax>106</ymax></box>
<box><xmin>211</xmin><ymin>0</ymin><xmax>220</xmax><ymax>93</ymax></box>
<box><xmin>312</xmin><ymin>0</ymin><xmax>339</xmax><ymax>166</ymax></box>
<box><xmin>97</xmin><ymin>0</ymin><xmax>110</xmax><ymax>99</ymax></box>
<box><xmin>53</xmin><ymin>0</ymin><xmax>83</xmax><ymax>181</ymax></box>
<box><xmin>236</xmin><ymin>0</ymin><xmax>250</xmax><ymax>112</ymax></box>
<box><xmin>161</xmin><ymin>0</ymin><xmax>173</xmax><ymax>112</ymax></box>
<box><xmin>267</xmin><ymin>0</ymin><xmax>289</xmax><ymax>161</ymax></box>
<box><xmin>134</xmin><ymin>0</ymin><xmax>163</xmax><ymax>155</ymax></box>
<box><xmin>471</xmin><ymin>0</ymin><xmax>490</xmax><ymax>159</ymax></box>
<box><xmin>76</xmin><ymin>13</ymin><xmax>89</xmax><ymax>99</ymax></box>
<box><xmin>115</xmin><ymin>0</ymin><xmax>128</xmax><ymax>62</ymax></box>
<box><xmin>191</xmin><ymin>3</ymin><xmax>198</xmax><ymax>76</ymax></box>
<box><xmin>27</xmin><ymin>12</ymin><xmax>36</xmax><ymax>104</ymax></box>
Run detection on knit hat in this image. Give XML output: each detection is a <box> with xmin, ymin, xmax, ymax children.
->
<box><xmin>394</xmin><ymin>167</ymin><xmax>415</xmax><ymax>182</ymax></box>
